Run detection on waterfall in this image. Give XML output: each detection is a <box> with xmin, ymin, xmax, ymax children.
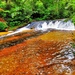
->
<box><xmin>26</xmin><ymin>20</ymin><xmax>75</xmax><ymax>31</ymax></box>
<box><xmin>0</xmin><ymin>20</ymin><xmax>75</xmax><ymax>38</ymax></box>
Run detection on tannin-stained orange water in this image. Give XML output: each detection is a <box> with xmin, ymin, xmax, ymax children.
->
<box><xmin>0</xmin><ymin>30</ymin><xmax>75</xmax><ymax>75</ymax></box>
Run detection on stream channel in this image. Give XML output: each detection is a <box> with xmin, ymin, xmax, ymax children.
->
<box><xmin>0</xmin><ymin>20</ymin><xmax>75</xmax><ymax>75</ymax></box>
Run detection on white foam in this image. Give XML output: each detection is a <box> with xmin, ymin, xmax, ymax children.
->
<box><xmin>36</xmin><ymin>22</ymin><xmax>48</xmax><ymax>31</ymax></box>
<box><xmin>0</xmin><ymin>20</ymin><xmax>75</xmax><ymax>38</ymax></box>
<box><xmin>0</xmin><ymin>27</ymin><xmax>30</xmax><ymax>38</ymax></box>
<box><xmin>16</xmin><ymin>27</ymin><xmax>30</xmax><ymax>32</ymax></box>
<box><xmin>31</xmin><ymin>20</ymin><xmax>75</xmax><ymax>31</ymax></box>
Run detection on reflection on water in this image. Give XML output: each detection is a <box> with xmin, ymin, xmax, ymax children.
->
<box><xmin>0</xmin><ymin>30</ymin><xmax>75</xmax><ymax>75</ymax></box>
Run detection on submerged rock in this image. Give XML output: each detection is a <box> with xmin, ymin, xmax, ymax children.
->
<box><xmin>0</xmin><ymin>30</ymin><xmax>75</xmax><ymax>75</ymax></box>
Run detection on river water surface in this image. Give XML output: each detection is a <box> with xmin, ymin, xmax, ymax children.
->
<box><xmin>0</xmin><ymin>30</ymin><xmax>75</xmax><ymax>75</ymax></box>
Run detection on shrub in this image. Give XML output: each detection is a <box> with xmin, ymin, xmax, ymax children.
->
<box><xmin>0</xmin><ymin>0</ymin><xmax>75</xmax><ymax>26</ymax></box>
<box><xmin>0</xmin><ymin>22</ymin><xmax>8</xmax><ymax>31</ymax></box>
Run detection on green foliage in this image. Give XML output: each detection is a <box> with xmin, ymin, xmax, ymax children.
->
<box><xmin>71</xmin><ymin>43</ymin><xmax>75</xmax><ymax>48</ymax></box>
<box><xmin>35</xmin><ymin>0</ymin><xmax>45</xmax><ymax>13</ymax></box>
<box><xmin>0</xmin><ymin>22</ymin><xmax>8</xmax><ymax>31</ymax></box>
<box><xmin>0</xmin><ymin>0</ymin><xmax>75</xmax><ymax>27</ymax></box>
<box><xmin>71</xmin><ymin>42</ymin><xmax>75</xmax><ymax>55</ymax></box>
<box><xmin>0</xmin><ymin>0</ymin><xmax>34</xmax><ymax>26</ymax></box>
<box><xmin>73</xmin><ymin>52</ymin><xmax>75</xmax><ymax>55</ymax></box>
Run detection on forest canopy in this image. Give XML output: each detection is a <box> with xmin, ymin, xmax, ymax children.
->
<box><xmin>0</xmin><ymin>0</ymin><xmax>75</xmax><ymax>31</ymax></box>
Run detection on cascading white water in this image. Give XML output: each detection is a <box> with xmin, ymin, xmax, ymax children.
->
<box><xmin>0</xmin><ymin>20</ymin><xmax>75</xmax><ymax>38</ymax></box>
<box><xmin>0</xmin><ymin>27</ymin><xmax>30</xmax><ymax>38</ymax></box>
<box><xmin>26</xmin><ymin>20</ymin><xmax>75</xmax><ymax>31</ymax></box>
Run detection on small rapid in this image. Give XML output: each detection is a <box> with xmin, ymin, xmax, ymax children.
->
<box><xmin>0</xmin><ymin>27</ymin><xmax>30</xmax><ymax>38</ymax></box>
<box><xmin>0</xmin><ymin>19</ymin><xmax>75</xmax><ymax>38</ymax></box>
<box><xmin>26</xmin><ymin>20</ymin><xmax>75</xmax><ymax>31</ymax></box>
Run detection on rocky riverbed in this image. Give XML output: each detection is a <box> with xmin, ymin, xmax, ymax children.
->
<box><xmin>0</xmin><ymin>30</ymin><xmax>75</xmax><ymax>75</ymax></box>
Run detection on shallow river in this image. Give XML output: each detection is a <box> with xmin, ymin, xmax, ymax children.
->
<box><xmin>0</xmin><ymin>30</ymin><xmax>75</xmax><ymax>75</ymax></box>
